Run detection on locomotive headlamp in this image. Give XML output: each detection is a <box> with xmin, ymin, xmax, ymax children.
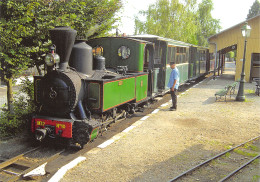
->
<box><xmin>45</xmin><ymin>45</ymin><xmax>60</xmax><ymax>66</ymax></box>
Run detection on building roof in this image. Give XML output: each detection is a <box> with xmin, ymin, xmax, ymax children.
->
<box><xmin>208</xmin><ymin>14</ymin><xmax>260</xmax><ymax>40</ymax></box>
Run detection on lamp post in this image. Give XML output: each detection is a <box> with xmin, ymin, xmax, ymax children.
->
<box><xmin>236</xmin><ymin>22</ymin><xmax>251</xmax><ymax>101</ymax></box>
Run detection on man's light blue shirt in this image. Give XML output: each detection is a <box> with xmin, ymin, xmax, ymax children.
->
<box><xmin>167</xmin><ymin>67</ymin><xmax>180</xmax><ymax>89</ymax></box>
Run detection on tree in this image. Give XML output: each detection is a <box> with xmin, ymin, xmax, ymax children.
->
<box><xmin>0</xmin><ymin>0</ymin><xmax>122</xmax><ymax>113</ymax></box>
<box><xmin>247</xmin><ymin>0</ymin><xmax>260</xmax><ymax>19</ymax></box>
<box><xmin>197</xmin><ymin>0</ymin><xmax>221</xmax><ymax>46</ymax></box>
<box><xmin>134</xmin><ymin>0</ymin><xmax>220</xmax><ymax>46</ymax></box>
<box><xmin>46</xmin><ymin>0</ymin><xmax>121</xmax><ymax>39</ymax></box>
<box><xmin>0</xmin><ymin>0</ymin><xmax>40</xmax><ymax>113</ymax></box>
<box><xmin>226</xmin><ymin>51</ymin><xmax>235</xmax><ymax>61</ymax></box>
<box><xmin>134</xmin><ymin>0</ymin><xmax>198</xmax><ymax>44</ymax></box>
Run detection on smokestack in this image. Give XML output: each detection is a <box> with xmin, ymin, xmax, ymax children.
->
<box><xmin>49</xmin><ymin>26</ymin><xmax>77</xmax><ymax>71</ymax></box>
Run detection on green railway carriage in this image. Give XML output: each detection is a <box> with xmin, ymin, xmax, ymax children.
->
<box><xmin>88</xmin><ymin>35</ymin><xmax>210</xmax><ymax>98</ymax></box>
<box><xmin>189</xmin><ymin>46</ymin><xmax>210</xmax><ymax>79</ymax></box>
<box><xmin>130</xmin><ymin>35</ymin><xmax>200</xmax><ymax>93</ymax></box>
<box><xmin>86</xmin><ymin>73</ymin><xmax>148</xmax><ymax>113</ymax></box>
<box><xmin>86</xmin><ymin>37</ymin><xmax>153</xmax><ymax>113</ymax></box>
<box><xmin>87</xmin><ymin>37</ymin><xmax>154</xmax><ymax>73</ymax></box>
<box><xmin>130</xmin><ymin>35</ymin><xmax>211</xmax><ymax>93</ymax></box>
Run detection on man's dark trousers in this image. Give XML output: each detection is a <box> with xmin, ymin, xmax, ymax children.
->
<box><xmin>170</xmin><ymin>90</ymin><xmax>177</xmax><ymax>109</ymax></box>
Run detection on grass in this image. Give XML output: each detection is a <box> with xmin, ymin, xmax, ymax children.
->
<box><xmin>244</xmin><ymin>98</ymin><xmax>253</xmax><ymax>102</ymax></box>
<box><xmin>252</xmin><ymin>175</ymin><xmax>260</xmax><ymax>182</ymax></box>
<box><xmin>245</xmin><ymin>89</ymin><xmax>255</xmax><ymax>94</ymax></box>
<box><xmin>252</xmin><ymin>159</ymin><xmax>259</xmax><ymax>165</ymax></box>
<box><xmin>233</xmin><ymin>149</ymin><xmax>258</xmax><ymax>157</ymax></box>
<box><xmin>224</xmin><ymin>152</ymin><xmax>231</xmax><ymax>158</ymax></box>
<box><xmin>243</xmin><ymin>143</ymin><xmax>259</xmax><ymax>152</ymax></box>
<box><xmin>224</xmin><ymin>144</ymin><xmax>234</xmax><ymax>150</ymax></box>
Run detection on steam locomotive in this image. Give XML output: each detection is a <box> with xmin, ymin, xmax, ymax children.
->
<box><xmin>31</xmin><ymin>27</ymin><xmax>213</xmax><ymax>147</ymax></box>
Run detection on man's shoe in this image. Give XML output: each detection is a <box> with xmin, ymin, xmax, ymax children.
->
<box><xmin>170</xmin><ymin>107</ymin><xmax>176</xmax><ymax>111</ymax></box>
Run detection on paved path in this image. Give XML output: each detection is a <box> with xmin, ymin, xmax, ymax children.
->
<box><xmin>0</xmin><ymin>77</ymin><xmax>31</xmax><ymax>107</ymax></box>
<box><xmin>0</xmin><ymin>86</ymin><xmax>8</xmax><ymax>107</ymax></box>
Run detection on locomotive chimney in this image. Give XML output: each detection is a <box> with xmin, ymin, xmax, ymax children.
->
<box><xmin>49</xmin><ymin>26</ymin><xmax>77</xmax><ymax>71</ymax></box>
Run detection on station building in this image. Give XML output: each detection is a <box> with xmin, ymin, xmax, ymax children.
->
<box><xmin>208</xmin><ymin>15</ymin><xmax>260</xmax><ymax>82</ymax></box>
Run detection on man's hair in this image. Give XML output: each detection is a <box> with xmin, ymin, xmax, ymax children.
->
<box><xmin>170</xmin><ymin>62</ymin><xmax>176</xmax><ymax>65</ymax></box>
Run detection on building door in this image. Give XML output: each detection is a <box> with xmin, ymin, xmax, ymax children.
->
<box><xmin>250</xmin><ymin>53</ymin><xmax>260</xmax><ymax>81</ymax></box>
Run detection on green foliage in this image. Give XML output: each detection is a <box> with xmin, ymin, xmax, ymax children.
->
<box><xmin>44</xmin><ymin>0</ymin><xmax>122</xmax><ymax>39</ymax></box>
<box><xmin>247</xmin><ymin>0</ymin><xmax>260</xmax><ymax>19</ymax></box>
<box><xmin>134</xmin><ymin>0</ymin><xmax>221</xmax><ymax>46</ymax></box>
<box><xmin>0</xmin><ymin>0</ymin><xmax>39</xmax><ymax>80</ymax></box>
<box><xmin>0</xmin><ymin>77</ymin><xmax>35</xmax><ymax>137</ymax></box>
<box><xmin>0</xmin><ymin>0</ymin><xmax>122</xmax><ymax>79</ymax></box>
<box><xmin>226</xmin><ymin>51</ymin><xmax>235</xmax><ymax>59</ymax></box>
<box><xmin>197</xmin><ymin>0</ymin><xmax>221</xmax><ymax>46</ymax></box>
<box><xmin>0</xmin><ymin>0</ymin><xmax>122</xmax><ymax>112</ymax></box>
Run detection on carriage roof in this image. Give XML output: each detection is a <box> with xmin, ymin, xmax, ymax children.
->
<box><xmin>130</xmin><ymin>34</ymin><xmax>191</xmax><ymax>47</ymax></box>
<box><xmin>88</xmin><ymin>36</ymin><xmax>154</xmax><ymax>45</ymax></box>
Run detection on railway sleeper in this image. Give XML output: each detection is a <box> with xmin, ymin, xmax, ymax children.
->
<box><xmin>0</xmin><ymin>147</ymin><xmax>64</xmax><ymax>181</ymax></box>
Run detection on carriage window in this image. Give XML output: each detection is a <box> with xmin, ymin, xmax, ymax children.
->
<box><xmin>93</xmin><ymin>46</ymin><xmax>103</xmax><ymax>57</ymax></box>
<box><xmin>167</xmin><ymin>47</ymin><xmax>172</xmax><ymax>64</ymax></box>
<box><xmin>177</xmin><ymin>47</ymin><xmax>180</xmax><ymax>53</ymax></box>
<box><xmin>176</xmin><ymin>55</ymin><xmax>179</xmax><ymax>64</ymax></box>
<box><xmin>118</xmin><ymin>46</ymin><xmax>131</xmax><ymax>59</ymax></box>
<box><xmin>171</xmin><ymin>47</ymin><xmax>176</xmax><ymax>63</ymax></box>
<box><xmin>186</xmin><ymin>48</ymin><xmax>189</xmax><ymax>63</ymax></box>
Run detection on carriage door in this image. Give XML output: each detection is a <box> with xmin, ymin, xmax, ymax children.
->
<box><xmin>189</xmin><ymin>46</ymin><xmax>197</xmax><ymax>78</ymax></box>
<box><xmin>144</xmin><ymin>44</ymin><xmax>155</xmax><ymax>96</ymax></box>
<box><xmin>156</xmin><ymin>41</ymin><xmax>167</xmax><ymax>91</ymax></box>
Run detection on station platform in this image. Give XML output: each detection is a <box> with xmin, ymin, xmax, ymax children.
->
<box><xmin>52</xmin><ymin>62</ymin><xmax>260</xmax><ymax>182</ymax></box>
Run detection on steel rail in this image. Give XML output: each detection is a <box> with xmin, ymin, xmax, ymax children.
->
<box><xmin>218</xmin><ymin>154</ymin><xmax>260</xmax><ymax>182</ymax></box>
<box><xmin>0</xmin><ymin>146</ymin><xmax>41</xmax><ymax>169</ymax></box>
<box><xmin>9</xmin><ymin>149</ymin><xmax>65</xmax><ymax>182</ymax></box>
<box><xmin>168</xmin><ymin>135</ymin><xmax>260</xmax><ymax>182</ymax></box>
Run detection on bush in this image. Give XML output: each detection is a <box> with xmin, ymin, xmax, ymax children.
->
<box><xmin>0</xmin><ymin>77</ymin><xmax>35</xmax><ymax>138</ymax></box>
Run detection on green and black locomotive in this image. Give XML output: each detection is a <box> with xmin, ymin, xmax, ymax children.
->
<box><xmin>31</xmin><ymin>27</ymin><xmax>213</xmax><ymax>147</ymax></box>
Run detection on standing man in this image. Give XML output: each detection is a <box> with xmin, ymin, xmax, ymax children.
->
<box><xmin>167</xmin><ymin>62</ymin><xmax>179</xmax><ymax>111</ymax></box>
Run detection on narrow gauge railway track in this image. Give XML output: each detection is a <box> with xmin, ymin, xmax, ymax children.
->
<box><xmin>0</xmin><ymin>146</ymin><xmax>64</xmax><ymax>182</ymax></box>
<box><xmin>43</xmin><ymin>74</ymin><xmax>211</xmax><ymax>181</ymax></box>
<box><xmin>169</xmin><ymin>135</ymin><xmax>260</xmax><ymax>182</ymax></box>
<box><xmin>0</xmin><ymin>74</ymin><xmax>209</xmax><ymax>182</ymax></box>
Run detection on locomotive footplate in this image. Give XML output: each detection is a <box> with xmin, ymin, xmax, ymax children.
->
<box><xmin>31</xmin><ymin>115</ymin><xmax>100</xmax><ymax>146</ymax></box>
